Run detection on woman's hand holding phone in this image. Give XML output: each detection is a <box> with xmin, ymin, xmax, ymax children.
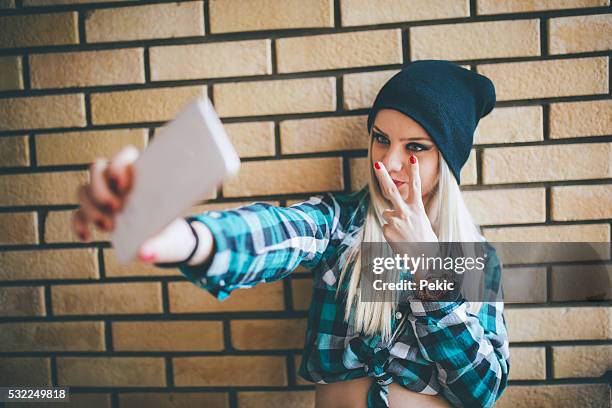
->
<box><xmin>71</xmin><ymin>145</ymin><xmax>214</xmax><ymax>266</ymax></box>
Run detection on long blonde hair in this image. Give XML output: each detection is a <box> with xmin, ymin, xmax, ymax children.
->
<box><xmin>334</xmin><ymin>135</ymin><xmax>484</xmax><ymax>344</ymax></box>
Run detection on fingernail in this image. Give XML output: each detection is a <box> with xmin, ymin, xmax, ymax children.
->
<box><xmin>410</xmin><ymin>155</ymin><xmax>416</xmax><ymax>164</ymax></box>
<box><xmin>95</xmin><ymin>219</ymin><xmax>105</xmax><ymax>229</ymax></box>
<box><xmin>78</xmin><ymin>231</ymin><xmax>86</xmax><ymax>241</ymax></box>
<box><xmin>140</xmin><ymin>251</ymin><xmax>156</xmax><ymax>262</ymax></box>
<box><xmin>374</xmin><ymin>162</ymin><xmax>381</xmax><ymax>170</ymax></box>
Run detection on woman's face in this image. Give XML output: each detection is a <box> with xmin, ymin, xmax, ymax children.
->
<box><xmin>371</xmin><ymin>109</ymin><xmax>440</xmax><ymax>206</ymax></box>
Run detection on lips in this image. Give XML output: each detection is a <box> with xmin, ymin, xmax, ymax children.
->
<box><xmin>392</xmin><ymin>179</ymin><xmax>405</xmax><ymax>188</ymax></box>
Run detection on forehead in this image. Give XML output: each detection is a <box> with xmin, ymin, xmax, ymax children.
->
<box><xmin>373</xmin><ymin>109</ymin><xmax>431</xmax><ymax>142</ymax></box>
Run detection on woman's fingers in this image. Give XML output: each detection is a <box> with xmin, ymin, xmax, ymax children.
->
<box><xmin>89</xmin><ymin>159</ymin><xmax>122</xmax><ymax>213</ymax></box>
<box><xmin>407</xmin><ymin>155</ymin><xmax>424</xmax><ymax>209</ymax></box>
<box><xmin>77</xmin><ymin>185</ymin><xmax>114</xmax><ymax>231</ymax></box>
<box><xmin>71</xmin><ymin>208</ymin><xmax>91</xmax><ymax>242</ymax></box>
<box><xmin>107</xmin><ymin>145</ymin><xmax>140</xmax><ymax>196</ymax></box>
<box><xmin>373</xmin><ymin>161</ymin><xmax>405</xmax><ymax>211</ymax></box>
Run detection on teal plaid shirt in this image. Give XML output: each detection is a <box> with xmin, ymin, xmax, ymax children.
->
<box><xmin>179</xmin><ymin>186</ymin><xmax>510</xmax><ymax>407</ymax></box>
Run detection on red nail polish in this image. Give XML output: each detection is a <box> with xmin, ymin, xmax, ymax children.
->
<box><xmin>95</xmin><ymin>219</ymin><xmax>105</xmax><ymax>229</ymax></box>
<box><xmin>410</xmin><ymin>155</ymin><xmax>416</xmax><ymax>164</ymax></box>
<box><xmin>140</xmin><ymin>252</ymin><xmax>156</xmax><ymax>262</ymax></box>
<box><xmin>374</xmin><ymin>162</ymin><xmax>381</xmax><ymax>170</ymax></box>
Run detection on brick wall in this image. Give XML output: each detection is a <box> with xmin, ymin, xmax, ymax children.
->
<box><xmin>0</xmin><ymin>1</ymin><xmax>610</xmax><ymax>407</ymax></box>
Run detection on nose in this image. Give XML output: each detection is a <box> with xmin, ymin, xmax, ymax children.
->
<box><xmin>381</xmin><ymin>146</ymin><xmax>403</xmax><ymax>175</ymax></box>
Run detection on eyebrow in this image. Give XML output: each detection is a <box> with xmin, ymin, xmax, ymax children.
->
<box><xmin>372</xmin><ymin>125</ymin><xmax>431</xmax><ymax>142</ymax></box>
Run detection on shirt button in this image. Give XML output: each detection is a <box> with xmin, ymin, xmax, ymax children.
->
<box><xmin>200</xmin><ymin>277</ymin><xmax>208</xmax><ymax>285</ymax></box>
<box><xmin>219</xmin><ymin>279</ymin><xmax>225</xmax><ymax>286</ymax></box>
<box><xmin>395</xmin><ymin>311</ymin><xmax>402</xmax><ymax>320</ymax></box>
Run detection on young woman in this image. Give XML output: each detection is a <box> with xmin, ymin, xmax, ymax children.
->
<box><xmin>72</xmin><ymin>60</ymin><xmax>509</xmax><ymax>407</ymax></box>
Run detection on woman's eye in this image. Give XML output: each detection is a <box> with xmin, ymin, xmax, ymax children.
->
<box><xmin>406</xmin><ymin>143</ymin><xmax>426</xmax><ymax>152</ymax></box>
<box><xmin>373</xmin><ymin>133</ymin><xmax>389</xmax><ymax>145</ymax></box>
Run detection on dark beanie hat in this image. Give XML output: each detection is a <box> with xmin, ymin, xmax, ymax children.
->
<box><xmin>367</xmin><ymin>60</ymin><xmax>496</xmax><ymax>184</ymax></box>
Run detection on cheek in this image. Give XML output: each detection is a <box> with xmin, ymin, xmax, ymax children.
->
<box><xmin>417</xmin><ymin>159</ymin><xmax>438</xmax><ymax>191</ymax></box>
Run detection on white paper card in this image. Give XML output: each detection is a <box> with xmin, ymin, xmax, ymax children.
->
<box><xmin>111</xmin><ymin>96</ymin><xmax>240</xmax><ymax>264</ymax></box>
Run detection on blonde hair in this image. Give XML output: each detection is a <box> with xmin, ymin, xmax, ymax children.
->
<box><xmin>334</xmin><ymin>135</ymin><xmax>484</xmax><ymax>344</ymax></box>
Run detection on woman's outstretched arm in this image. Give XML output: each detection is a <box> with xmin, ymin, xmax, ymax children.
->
<box><xmin>406</xmin><ymin>247</ymin><xmax>510</xmax><ymax>408</ymax></box>
<box><xmin>178</xmin><ymin>194</ymin><xmax>340</xmax><ymax>301</ymax></box>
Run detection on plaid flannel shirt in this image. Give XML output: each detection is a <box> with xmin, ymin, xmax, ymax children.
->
<box><xmin>178</xmin><ymin>186</ymin><xmax>510</xmax><ymax>408</ymax></box>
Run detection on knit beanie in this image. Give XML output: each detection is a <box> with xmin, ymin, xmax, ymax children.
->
<box><xmin>367</xmin><ymin>60</ymin><xmax>496</xmax><ymax>184</ymax></box>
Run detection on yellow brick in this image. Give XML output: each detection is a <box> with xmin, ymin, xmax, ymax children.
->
<box><xmin>173</xmin><ymin>356</ymin><xmax>287</xmax><ymax>386</ymax></box>
<box><xmin>291</xmin><ymin>278</ymin><xmax>313</xmax><ymax>311</ymax></box>
<box><xmin>502</xmin><ymin>267</ymin><xmax>547</xmax><ymax>304</ymax></box>
<box><xmin>460</xmin><ymin>149</ymin><xmax>477</xmax><ymax>186</ymax></box>
<box><xmin>506</xmin><ymin>307</ymin><xmax>611</xmax><ymax>342</ymax></box>
<box><xmin>350</xmin><ymin>157</ymin><xmax>369</xmax><ymax>192</ymax></box>
<box><xmin>475</xmin><ymin>106</ymin><xmax>543</xmax><ymax>144</ymax></box>
<box><xmin>237</xmin><ymin>391</ymin><xmax>315</xmax><ymax>408</ymax></box>
<box><xmin>496</xmin><ymin>384</ymin><xmax>611</xmax><ymax>408</ymax></box>
<box><xmin>0</xmin><ymin>358</ymin><xmax>50</xmax><ymax>386</ymax></box>
<box><xmin>231</xmin><ymin>319</ymin><xmax>307</xmax><ymax>350</ymax></box>
<box><xmin>343</xmin><ymin>69</ymin><xmax>400</xmax><ymax>110</ymax></box>
<box><xmin>478</xmin><ymin>0</ymin><xmax>609</xmax><ymax>15</ymax></box>
<box><xmin>52</xmin><ymin>282</ymin><xmax>162</xmax><ymax>315</ymax></box>
<box><xmin>0</xmin><ymin>56</ymin><xmax>23</xmax><ymax>91</ymax></box>
<box><xmin>341</xmin><ymin>0</ymin><xmax>468</xmax><ymax>26</ymax></box>
<box><xmin>280</xmin><ymin>115</ymin><xmax>368</xmax><ymax>154</ymax></box>
<box><xmin>552</xmin><ymin>184</ymin><xmax>612</xmax><ymax>221</ymax></box>
<box><xmin>0</xmin><ymin>170</ymin><xmax>88</xmax><ymax>206</ymax></box>
<box><xmin>550</xmin><ymin>14</ymin><xmax>612</xmax><ymax>54</ymax></box>
<box><xmin>113</xmin><ymin>321</ymin><xmax>224</xmax><ymax>351</ymax></box>
<box><xmin>508</xmin><ymin>347</ymin><xmax>546</xmax><ymax>380</ymax></box>
<box><xmin>550</xmin><ymin>99</ymin><xmax>612</xmax><ymax>139</ymax></box>
<box><xmin>30</xmin><ymin>49</ymin><xmax>144</xmax><ymax>89</ymax></box>
<box><xmin>294</xmin><ymin>355</ymin><xmax>311</xmax><ymax>385</ymax></box>
<box><xmin>223</xmin><ymin>157</ymin><xmax>343</xmax><ymax>197</ymax></box>
<box><xmin>0</xmin><ymin>212</ymin><xmax>38</xmax><ymax>245</ymax></box>
<box><xmin>224</xmin><ymin>122</ymin><xmax>275</xmax><ymax>158</ymax></box>
<box><xmin>277</xmin><ymin>29</ymin><xmax>402</xmax><ymax>73</ymax></box>
<box><xmin>0</xmin><ymin>321</ymin><xmax>104</xmax><ymax>351</ymax></box>
<box><xmin>151</xmin><ymin>40</ymin><xmax>271</xmax><ymax>81</ymax></box>
<box><xmin>91</xmin><ymin>86</ymin><xmax>206</xmax><ymax>125</ymax></box>
<box><xmin>463</xmin><ymin>187</ymin><xmax>546</xmax><ymax>225</ymax></box>
<box><xmin>0</xmin><ymin>286</ymin><xmax>45</xmax><ymax>317</ymax></box>
<box><xmin>411</xmin><ymin>20</ymin><xmax>539</xmax><ymax>61</ymax></box>
<box><xmin>483</xmin><ymin>223</ymin><xmax>609</xmax><ymax>243</ymax></box>
<box><xmin>57</xmin><ymin>357</ymin><xmax>166</xmax><ymax>387</ymax></box>
<box><xmin>209</xmin><ymin>0</ymin><xmax>333</xmax><ymax>33</ymax></box>
<box><xmin>168</xmin><ymin>281</ymin><xmax>285</xmax><ymax>313</ymax></box>
<box><xmin>119</xmin><ymin>393</ymin><xmax>229</xmax><ymax>408</ymax></box>
<box><xmin>214</xmin><ymin>77</ymin><xmax>335</xmax><ymax>117</ymax></box>
<box><xmin>0</xmin><ymin>12</ymin><xmax>78</xmax><ymax>48</ymax></box>
<box><xmin>553</xmin><ymin>345</ymin><xmax>612</xmax><ymax>378</ymax></box>
<box><xmin>103</xmin><ymin>248</ymin><xmax>179</xmax><ymax>277</ymax></box>
<box><xmin>0</xmin><ymin>94</ymin><xmax>86</xmax><ymax>131</ymax></box>
<box><xmin>482</xmin><ymin>142</ymin><xmax>611</xmax><ymax>184</ymax></box>
<box><xmin>85</xmin><ymin>2</ymin><xmax>204</xmax><ymax>43</ymax></box>
<box><xmin>45</xmin><ymin>209</ymin><xmax>108</xmax><ymax>244</ymax></box>
<box><xmin>36</xmin><ymin>129</ymin><xmax>147</xmax><ymax>166</ymax></box>
<box><xmin>0</xmin><ymin>135</ymin><xmax>29</xmax><ymax>167</ymax></box>
<box><xmin>552</xmin><ymin>264</ymin><xmax>612</xmax><ymax>302</ymax></box>
<box><xmin>0</xmin><ymin>248</ymin><xmax>98</xmax><ymax>281</ymax></box>
<box><xmin>477</xmin><ymin>57</ymin><xmax>608</xmax><ymax>101</ymax></box>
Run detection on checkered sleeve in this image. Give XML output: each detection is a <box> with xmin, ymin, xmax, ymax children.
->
<box><xmin>407</xmin><ymin>248</ymin><xmax>510</xmax><ymax>407</ymax></box>
<box><xmin>177</xmin><ymin>193</ymin><xmax>340</xmax><ymax>301</ymax></box>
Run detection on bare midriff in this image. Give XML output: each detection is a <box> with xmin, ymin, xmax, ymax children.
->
<box><xmin>315</xmin><ymin>376</ymin><xmax>452</xmax><ymax>408</ymax></box>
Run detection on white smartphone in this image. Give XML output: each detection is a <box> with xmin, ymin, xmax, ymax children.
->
<box><xmin>110</xmin><ymin>96</ymin><xmax>240</xmax><ymax>264</ymax></box>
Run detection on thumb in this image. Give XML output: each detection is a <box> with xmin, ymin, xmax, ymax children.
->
<box><xmin>138</xmin><ymin>218</ymin><xmax>196</xmax><ymax>263</ymax></box>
